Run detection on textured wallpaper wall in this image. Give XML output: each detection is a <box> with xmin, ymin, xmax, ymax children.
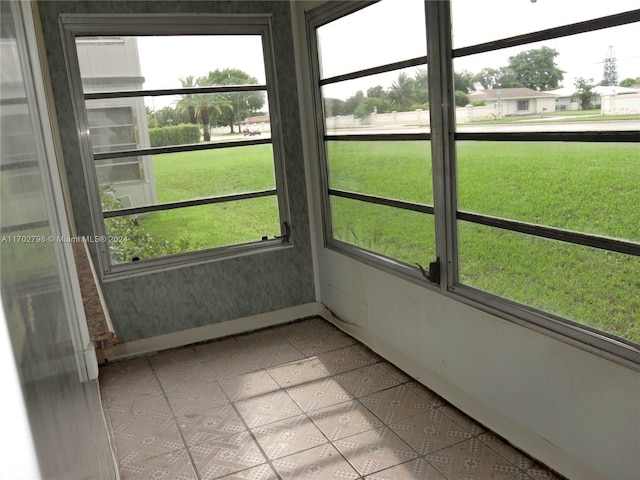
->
<box><xmin>37</xmin><ymin>1</ymin><xmax>315</xmax><ymax>342</ymax></box>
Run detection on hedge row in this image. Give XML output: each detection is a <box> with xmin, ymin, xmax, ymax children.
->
<box><xmin>149</xmin><ymin>124</ymin><xmax>200</xmax><ymax>147</ymax></box>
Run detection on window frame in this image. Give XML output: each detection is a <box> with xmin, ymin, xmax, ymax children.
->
<box><xmin>61</xmin><ymin>15</ymin><xmax>292</xmax><ymax>280</ymax></box>
<box><xmin>308</xmin><ymin>1</ymin><xmax>640</xmax><ymax>369</ymax></box>
<box><xmin>448</xmin><ymin>7</ymin><xmax>640</xmax><ymax>368</ymax></box>
<box><xmin>307</xmin><ymin>0</ymin><xmax>438</xmax><ymax>287</ymax></box>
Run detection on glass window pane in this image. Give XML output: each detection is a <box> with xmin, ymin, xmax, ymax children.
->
<box><xmin>451</xmin><ymin>0</ymin><xmax>639</xmax><ymax>50</ymax></box>
<box><xmin>330</xmin><ymin>196</ymin><xmax>435</xmax><ymax>267</ymax></box>
<box><xmin>454</xmin><ymin>25</ymin><xmax>640</xmax><ymax>132</ymax></box>
<box><xmin>456</xmin><ymin>141</ymin><xmax>640</xmax><ymax>242</ymax></box>
<box><xmin>322</xmin><ymin>66</ymin><xmax>429</xmax><ymax>135</ymax></box>
<box><xmin>458</xmin><ymin>222</ymin><xmax>640</xmax><ymax>343</ymax></box>
<box><xmin>88</xmin><ymin>107</ymin><xmax>138</xmax><ymax>153</ymax></box>
<box><xmin>317</xmin><ymin>0</ymin><xmax>426</xmax><ymax>79</ymax></box>
<box><xmin>105</xmin><ymin>195</ymin><xmax>281</xmax><ymax>264</ymax></box>
<box><xmin>327</xmin><ymin>140</ymin><xmax>432</xmax><ymax>205</ymax></box>
<box><xmin>96</xmin><ymin>159</ymin><xmax>141</xmax><ymax>184</ymax></box>
<box><xmin>87</xmin><ymin>92</ymin><xmax>270</xmax><ymax>154</ymax></box>
<box><xmin>86</xmin><ymin>101</ymin><xmax>146</xmax><ymax>152</ymax></box>
<box><xmin>145</xmin><ymin>92</ymin><xmax>270</xmax><ymax>142</ymax></box>
<box><xmin>76</xmin><ymin>35</ymin><xmax>266</xmax><ymax>93</ymax></box>
<box><xmin>98</xmin><ymin>144</ymin><xmax>276</xmax><ymax>211</ymax></box>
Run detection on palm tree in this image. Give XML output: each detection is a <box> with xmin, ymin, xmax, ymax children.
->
<box><xmin>176</xmin><ymin>76</ymin><xmax>231</xmax><ymax>142</ymax></box>
<box><xmin>177</xmin><ymin>76</ymin><xmax>198</xmax><ymax>125</ymax></box>
<box><xmin>388</xmin><ymin>72</ymin><xmax>416</xmax><ymax>111</ymax></box>
<box><xmin>197</xmin><ymin>69</ymin><xmax>265</xmax><ymax>134</ymax></box>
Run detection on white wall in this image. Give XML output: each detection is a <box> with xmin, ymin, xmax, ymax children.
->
<box><xmin>322</xmin><ymin>251</ymin><xmax>639</xmax><ymax>480</ymax></box>
<box><xmin>601</xmin><ymin>93</ymin><xmax>640</xmax><ymax>115</ymax></box>
<box><xmin>292</xmin><ymin>2</ymin><xmax>640</xmax><ymax>479</ymax></box>
<box><xmin>501</xmin><ymin>97</ymin><xmax>556</xmax><ymax>116</ymax></box>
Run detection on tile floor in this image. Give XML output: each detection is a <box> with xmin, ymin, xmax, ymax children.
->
<box><xmin>100</xmin><ymin>317</ymin><xmax>564</xmax><ymax>480</ymax></box>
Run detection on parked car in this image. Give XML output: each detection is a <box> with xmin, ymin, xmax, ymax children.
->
<box><xmin>243</xmin><ymin>128</ymin><xmax>261</xmax><ymax>136</ymax></box>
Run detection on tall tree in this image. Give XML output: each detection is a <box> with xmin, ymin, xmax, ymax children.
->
<box><xmin>149</xmin><ymin>106</ymin><xmax>190</xmax><ymax>128</ymax></box>
<box><xmin>177</xmin><ymin>76</ymin><xmax>198</xmax><ymax>125</ymax></box>
<box><xmin>572</xmin><ymin>77</ymin><xmax>597</xmax><ymax>110</ymax></box>
<box><xmin>388</xmin><ymin>72</ymin><xmax>416</xmax><ymax>111</ymax></box>
<box><xmin>474</xmin><ymin>67</ymin><xmax>522</xmax><ymax>90</ymax></box>
<box><xmin>176</xmin><ymin>76</ymin><xmax>232</xmax><ymax>141</ymax></box>
<box><xmin>454</xmin><ymin>70</ymin><xmax>476</xmax><ymax>94</ymax></box>
<box><xmin>344</xmin><ymin>90</ymin><xmax>364</xmax><ymax>115</ymax></box>
<box><xmin>324</xmin><ymin>98</ymin><xmax>347</xmax><ymax>116</ymax></box>
<box><xmin>507</xmin><ymin>46</ymin><xmax>564</xmax><ymax>91</ymax></box>
<box><xmin>412</xmin><ymin>68</ymin><xmax>429</xmax><ymax>106</ymax></box>
<box><xmin>475</xmin><ymin>68</ymin><xmax>500</xmax><ymax>90</ymax></box>
<box><xmin>366</xmin><ymin>85</ymin><xmax>386</xmax><ymax>98</ymax></box>
<box><xmin>199</xmin><ymin>68</ymin><xmax>265</xmax><ymax>133</ymax></box>
<box><xmin>600</xmin><ymin>46</ymin><xmax>618</xmax><ymax>86</ymax></box>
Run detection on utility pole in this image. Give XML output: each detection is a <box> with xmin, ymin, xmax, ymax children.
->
<box><xmin>601</xmin><ymin>46</ymin><xmax>618</xmax><ymax>86</ymax></box>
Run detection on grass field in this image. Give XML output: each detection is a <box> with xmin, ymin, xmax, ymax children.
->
<box><xmin>136</xmin><ymin>141</ymin><xmax>639</xmax><ymax>342</ymax></box>
<box><xmin>137</xmin><ymin>145</ymin><xmax>280</xmax><ymax>253</ymax></box>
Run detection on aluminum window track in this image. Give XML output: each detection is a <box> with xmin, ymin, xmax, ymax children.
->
<box><xmin>83</xmin><ymin>84</ymin><xmax>267</xmax><ymax>101</ymax></box>
<box><xmin>456</xmin><ymin>131</ymin><xmax>640</xmax><ymax>142</ymax></box>
<box><xmin>93</xmin><ymin>137</ymin><xmax>272</xmax><ymax>161</ymax></box>
<box><xmin>453</xmin><ymin>9</ymin><xmax>640</xmax><ymax>58</ymax></box>
<box><xmin>325</xmin><ymin>133</ymin><xmax>431</xmax><ymax>142</ymax></box>
<box><xmin>329</xmin><ymin>189</ymin><xmax>434</xmax><ymax>215</ymax></box>
<box><xmin>319</xmin><ymin>56</ymin><xmax>428</xmax><ymax>86</ymax></box>
<box><xmin>457</xmin><ymin>211</ymin><xmax>640</xmax><ymax>257</ymax></box>
<box><xmin>102</xmin><ymin>189</ymin><xmax>277</xmax><ymax>218</ymax></box>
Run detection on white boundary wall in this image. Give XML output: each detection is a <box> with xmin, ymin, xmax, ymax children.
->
<box><xmin>601</xmin><ymin>93</ymin><xmax>640</xmax><ymax>115</ymax></box>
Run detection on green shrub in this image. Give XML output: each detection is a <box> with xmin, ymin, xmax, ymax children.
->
<box><xmin>99</xmin><ymin>185</ymin><xmax>186</xmax><ymax>263</ymax></box>
<box><xmin>149</xmin><ymin>124</ymin><xmax>201</xmax><ymax>148</ymax></box>
<box><xmin>454</xmin><ymin>90</ymin><xmax>469</xmax><ymax>107</ymax></box>
<box><xmin>470</xmin><ymin>100</ymin><xmax>486</xmax><ymax>106</ymax></box>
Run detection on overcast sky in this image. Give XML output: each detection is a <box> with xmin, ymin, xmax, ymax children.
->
<box><xmin>137</xmin><ymin>35</ymin><xmax>266</xmax><ymax>110</ymax></box>
<box><xmin>137</xmin><ymin>0</ymin><xmax>639</xmax><ymax>108</ymax></box>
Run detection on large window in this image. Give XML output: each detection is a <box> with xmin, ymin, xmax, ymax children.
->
<box><xmin>309</xmin><ymin>1</ymin><xmax>640</xmax><ymax>365</ymax></box>
<box><xmin>63</xmin><ymin>18</ymin><xmax>289</xmax><ymax>276</ymax></box>
<box><xmin>309</xmin><ymin>0</ymin><xmax>437</xmax><ymax>279</ymax></box>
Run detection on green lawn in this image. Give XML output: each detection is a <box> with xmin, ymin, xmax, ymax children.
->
<box><xmin>137</xmin><ymin>145</ymin><xmax>280</xmax><ymax>254</ymax></box>
<box><xmin>328</xmin><ymin>140</ymin><xmax>639</xmax><ymax>342</ymax></box>
<box><xmin>135</xmin><ymin>141</ymin><xmax>639</xmax><ymax>343</ymax></box>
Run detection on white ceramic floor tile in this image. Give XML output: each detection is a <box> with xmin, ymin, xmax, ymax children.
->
<box><xmin>101</xmin><ymin>318</ymin><xmax>561</xmax><ymax>480</ymax></box>
<box><xmin>272</xmin><ymin>443</ymin><xmax>360</xmax><ymax>480</ymax></box>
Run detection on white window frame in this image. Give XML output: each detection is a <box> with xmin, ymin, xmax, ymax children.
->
<box><xmin>61</xmin><ymin>15</ymin><xmax>291</xmax><ymax>280</ymax></box>
<box><xmin>308</xmin><ymin>1</ymin><xmax>640</xmax><ymax>369</ymax></box>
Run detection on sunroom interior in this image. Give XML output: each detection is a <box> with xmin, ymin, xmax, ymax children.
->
<box><xmin>1</xmin><ymin>1</ymin><xmax>638</xmax><ymax>479</ymax></box>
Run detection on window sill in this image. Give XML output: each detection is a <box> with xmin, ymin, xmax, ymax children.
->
<box><xmin>324</xmin><ymin>238</ymin><xmax>442</xmax><ymax>292</ymax></box>
<box><xmin>99</xmin><ymin>238</ymin><xmax>293</xmax><ymax>282</ymax></box>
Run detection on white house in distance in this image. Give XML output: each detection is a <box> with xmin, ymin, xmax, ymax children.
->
<box><xmin>548</xmin><ymin>85</ymin><xmax>640</xmax><ymax>112</ymax></box>
<box><xmin>76</xmin><ymin>37</ymin><xmax>157</xmax><ymax>208</ymax></box>
<box><xmin>467</xmin><ymin>88</ymin><xmax>558</xmax><ymax>117</ymax></box>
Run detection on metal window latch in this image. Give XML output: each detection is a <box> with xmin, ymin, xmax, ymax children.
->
<box><xmin>267</xmin><ymin>221</ymin><xmax>291</xmax><ymax>242</ymax></box>
<box><xmin>417</xmin><ymin>257</ymin><xmax>440</xmax><ymax>285</ymax></box>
